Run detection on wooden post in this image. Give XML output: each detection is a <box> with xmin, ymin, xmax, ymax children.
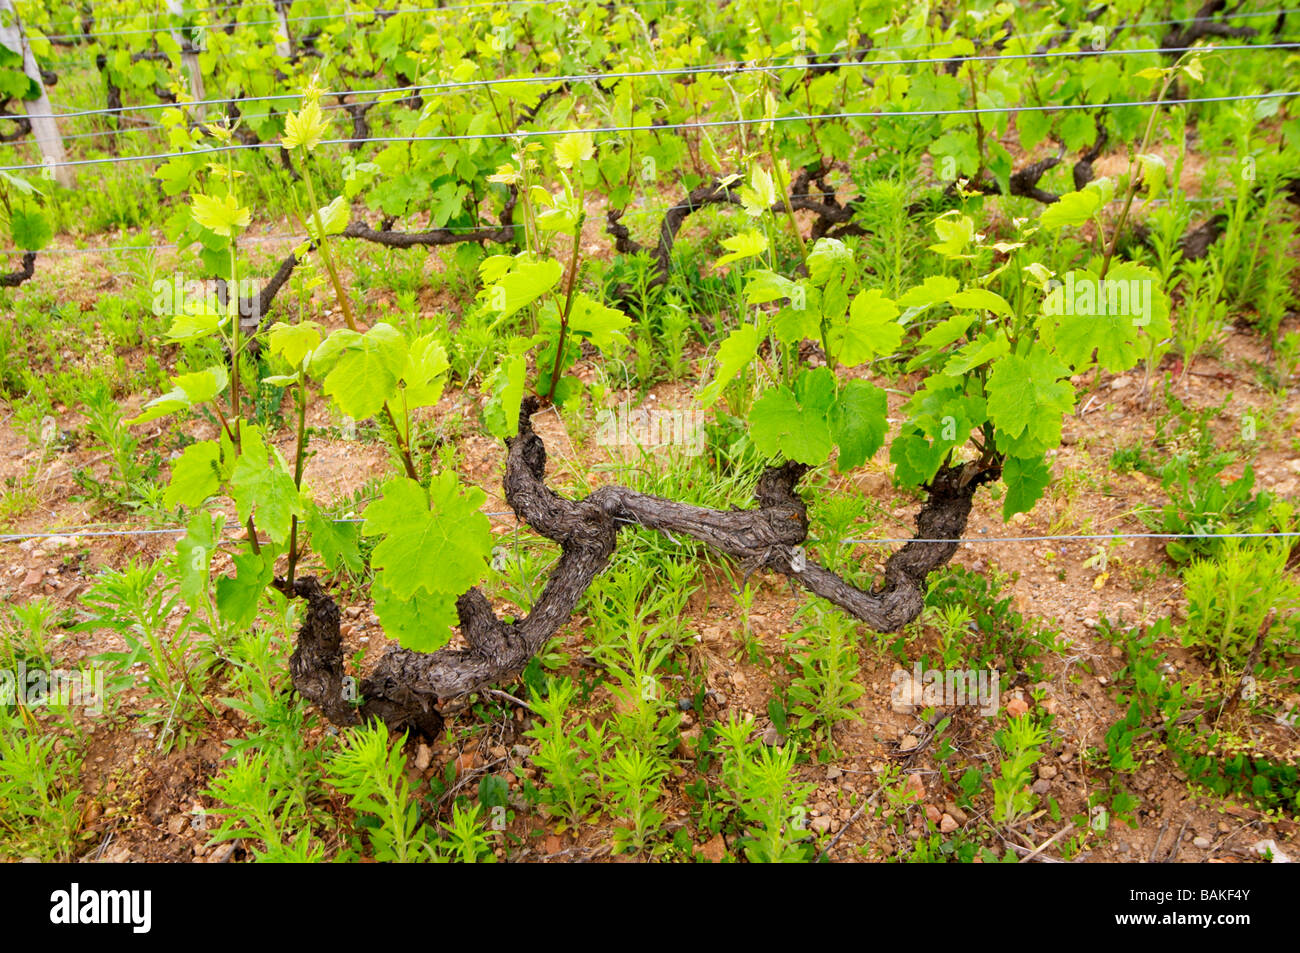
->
<box><xmin>274</xmin><ymin>0</ymin><xmax>294</xmax><ymax>59</ymax></box>
<box><xmin>0</xmin><ymin>0</ymin><xmax>73</xmax><ymax>187</ymax></box>
<box><xmin>165</xmin><ymin>0</ymin><xmax>205</xmax><ymax>117</ymax></box>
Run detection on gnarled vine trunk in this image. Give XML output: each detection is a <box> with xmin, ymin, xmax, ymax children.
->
<box><xmin>283</xmin><ymin>397</ymin><xmax>998</xmax><ymax>737</ymax></box>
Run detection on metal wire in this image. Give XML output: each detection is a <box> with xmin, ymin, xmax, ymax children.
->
<box><xmin>2</xmin><ymin>523</ymin><xmax>1295</xmax><ymax>547</ymax></box>
<box><xmin>4</xmin><ymin>88</ymin><xmax>1296</xmax><ymax>174</ymax></box>
<box><xmin>10</xmin><ymin>37</ymin><xmax>1299</xmax><ymax>124</ymax></box>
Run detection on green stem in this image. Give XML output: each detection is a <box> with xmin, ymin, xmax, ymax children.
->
<box><xmin>303</xmin><ymin>163</ymin><xmax>359</xmax><ymax>333</ymax></box>
<box><xmin>546</xmin><ymin>213</ymin><xmax>586</xmax><ymax>402</ymax></box>
<box><xmin>286</xmin><ymin>381</ymin><xmax>309</xmax><ymax>587</ymax></box>
<box><xmin>1101</xmin><ymin>73</ymin><xmax>1176</xmax><ymax>280</ymax></box>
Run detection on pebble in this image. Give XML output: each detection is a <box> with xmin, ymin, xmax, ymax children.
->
<box><xmin>1031</xmin><ymin>779</ymin><xmax>1052</xmax><ymax>795</ymax></box>
<box><xmin>899</xmin><ymin>734</ymin><xmax>920</xmax><ymax>751</ymax></box>
<box><xmin>1006</xmin><ymin>696</ymin><xmax>1029</xmax><ymax>717</ymax></box>
<box><xmin>925</xmin><ymin>805</ymin><xmax>941</xmax><ymax>824</ymax></box>
<box><xmin>677</xmin><ymin>697</ymin><xmax>692</xmax><ymax>711</ymax></box>
<box><xmin>414</xmin><ymin>744</ymin><xmax>433</xmax><ymax>772</ymax></box>
<box><xmin>761</xmin><ymin>724</ymin><xmax>785</xmax><ymax>747</ymax></box>
<box><xmin>1038</xmin><ymin>764</ymin><xmax>1058</xmax><ymax>780</ymax></box>
<box><xmin>940</xmin><ymin>813</ymin><xmax>958</xmax><ymax>834</ymax></box>
<box><xmin>1193</xmin><ymin>836</ymin><xmax>1211</xmax><ymax>849</ymax></box>
<box><xmin>943</xmin><ymin>802</ymin><xmax>968</xmax><ymax>824</ymax></box>
<box><xmin>825</xmin><ymin>766</ymin><xmax>842</xmax><ymax>781</ymax></box>
<box><xmin>810</xmin><ymin>816</ymin><xmax>833</xmax><ymax>835</ymax></box>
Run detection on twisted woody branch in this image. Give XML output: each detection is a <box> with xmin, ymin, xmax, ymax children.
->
<box><xmin>281</xmin><ymin>397</ymin><xmax>999</xmax><ymax>737</ymax></box>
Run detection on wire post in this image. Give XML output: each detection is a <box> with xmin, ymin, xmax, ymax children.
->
<box><xmin>167</xmin><ymin>0</ymin><xmax>207</xmax><ymax>120</ymax></box>
<box><xmin>0</xmin><ymin>0</ymin><xmax>73</xmax><ymax>187</ymax></box>
<box><xmin>273</xmin><ymin>0</ymin><xmax>294</xmax><ymax>58</ymax></box>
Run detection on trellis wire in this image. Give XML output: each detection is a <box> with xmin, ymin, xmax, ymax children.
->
<box><xmin>3</xmin><ymin>88</ymin><xmax>1297</xmax><ymax>174</ymax></box>
<box><xmin>2</xmin><ymin>523</ymin><xmax>1296</xmax><ymax>546</ymax></box>
<box><xmin>9</xmin><ymin>38</ymin><xmax>1299</xmax><ymax>124</ymax></box>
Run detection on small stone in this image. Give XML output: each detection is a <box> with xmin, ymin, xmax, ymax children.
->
<box><xmin>677</xmin><ymin>697</ymin><xmax>692</xmax><ymax>711</ymax></box>
<box><xmin>904</xmin><ymin>773</ymin><xmax>925</xmax><ymax>800</ymax></box>
<box><xmin>1251</xmin><ymin>840</ymin><xmax>1292</xmax><ymax>863</ymax></box>
<box><xmin>925</xmin><ymin>804</ymin><xmax>942</xmax><ymax>824</ymax></box>
<box><xmin>454</xmin><ymin>749</ymin><xmax>479</xmax><ymax>774</ymax></box>
<box><xmin>1038</xmin><ymin>764</ymin><xmax>1058</xmax><ymax>780</ymax></box>
<box><xmin>891</xmin><ymin>672</ymin><xmax>924</xmax><ymax>713</ymax></box>
<box><xmin>825</xmin><ymin>766</ymin><xmax>842</xmax><ymax>781</ymax></box>
<box><xmin>345</xmin><ymin>606</ymin><xmax>363</xmax><ymax>619</ymax></box>
<box><xmin>676</xmin><ymin>727</ymin><xmax>701</xmax><ymax>759</ymax></box>
<box><xmin>414</xmin><ymin>744</ymin><xmax>432</xmax><ymax>772</ymax></box>
<box><xmin>340</xmin><ymin>623</ymin><xmax>354</xmax><ymax>638</ymax></box>
<box><xmin>1031</xmin><ymin>779</ymin><xmax>1052</xmax><ymax>795</ymax></box>
<box><xmin>1193</xmin><ymin>836</ymin><xmax>1212</xmax><ymax>849</ymax></box>
<box><xmin>699</xmin><ymin>834</ymin><xmax>727</xmax><ymax>863</ymax></box>
<box><xmin>1006</xmin><ymin>696</ymin><xmax>1029</xmax><ymax>717</ymax></box>
<box><xmin>810</xmin><ymin>815</ymin><xmax>833</xmax><ymax>834</ymax></box>
<box><xmin>940</xmin><ymin>813</ymin><xmax>958</xmax><ymax>834</ymax></box>
<box><xmin>943</xmin><ymin>802</ymin><xmax>968</xmax><ymax>825</ymax></box>
<box><xmin>899</xmin><ymin>734</ymin><xmax>920</xmax><ymax>751</ymax></box>
<box><xmin>761</xmin><ymin>724</ymin><xmax>785</xmax><ymax>747</ymax></box>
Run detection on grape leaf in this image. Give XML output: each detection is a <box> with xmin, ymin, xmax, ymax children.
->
<box><xmin>483</xmin><ymin>351</ymin><xmax>529</xmax><ymax>439</ymax></box>
<box><xmin>9</xmin><ymin>208</ymin><xmax>50</xmax><ymax>251</ymax></box>
<box><xmin>830</xmin><ymin>379</ymin><xmax>888</xmax><ymax>471</ymax></box>
<box><xmin>267</xmin><ymin>321</ymin><xmax>323</xmax><ymax>370</ymax></box>
<box><xmin>399</xmin><ymin>333</ymin><xmax>451</xmax><ymax>410</ymax></box>
<box><xmin>1038</xmin><ymin>264</ymin><xmax>1171</xmax><ymax>372</ymax></box>
<box><xmin>806</xmin><ymin>238</ymin><xmax>853</xmax><ymax>286</ymax></box>
<box><xmin>230</xmin><ymin>426</ymin><xmax>303</xmax><ymax>546</ymax></box>
<box><xmin>986</xmin><ymin>348</ymin><xmax>1075</xmax><ymax>456</ymax></box>
<box><xmin>1038</xmin><ymin>188</ymin><xmax>1103</xmax><ymax>230</ymax></box>
<box><xmin>175</xmin><ymin>510</ymin><xmax>222</xmax><ymax>608</ymax></box>
<box><xmin>830</xmin><ymin>289</ymin><xmax>901</xmax><ymax>366</ymax></box>
<box><xmin>699</xmin><ymin>323</ymin><xmax>760</xmax><ymax>406</ymax></box>
<box><xmin>744</xmin><ymin>269</ymin><xmax>799</xmax><ymax>305</ymax></box>
<box><xmin>305</xmin><ymin>503</ymin><xmax>363</xmax><ymax>575</ymax></box>
<box><xmin>215</xmin><ymin>550</ymin><xmax>274</xmax><ymax>628</ymax></box>
<box><xmin>716</xmin><ymin>230</ymin><xmax>768</xmax><ymax>267</ymax></box>
<box><xmin>164</xmin><ymin>440</ymin><xmax>221</xmax><ymax>510</ymax></box>
<box><xmin>948</xmin><ymin>287</ymin><xmax>1013</xmax><ymax>318</ymax></box>
<box><xmin>1002</xmin><ymin>453</ymin><xmax>1052</xmax><ymax>519</ymax></box>
<box><xmin>126</xmin><ymin>365</ymin><xmax>228</xmax><ymax>425</ymax></box>
<box><xmin>897</xmin><ymin>275</ymin><xmax>960</xmax><ymax>308</ymax></box>
<box><xmin>567</xmin><ymin>292</ymin><xmax>631</xmax><ymax>352</ymax></box>
<box><xmin>749</xmin><ymin>368</ymin><xmax>837</xmax><ymax>465</ymax></box>
<box><xmin>322</xmin><ymin>323</ymin><xmax>407</xmax><ymax>420</ymax></box>
<box><xmin>371</xmin><ymin>573</ymin><xmax>460</xmax><ymax>653</ymax></box>
<box><xmin>482</xmin><ymin>257</ymin><xmax>564</xmax><ymax>320</ymax></box>
<box><xmin>362</xmin><ymin>472</ymin><xmax>493</xmax><ymax>603</ymax></box>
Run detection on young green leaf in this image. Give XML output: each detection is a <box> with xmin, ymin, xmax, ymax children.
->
<box><xmin>362</xmin><ymin>472</ymin><xmax>493</xmax><ymax>604</ymax></box>
<box><xmin>164</xmin><ymin>440</ymin><xmax>222</xmax><ymax>511</ymax></box>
